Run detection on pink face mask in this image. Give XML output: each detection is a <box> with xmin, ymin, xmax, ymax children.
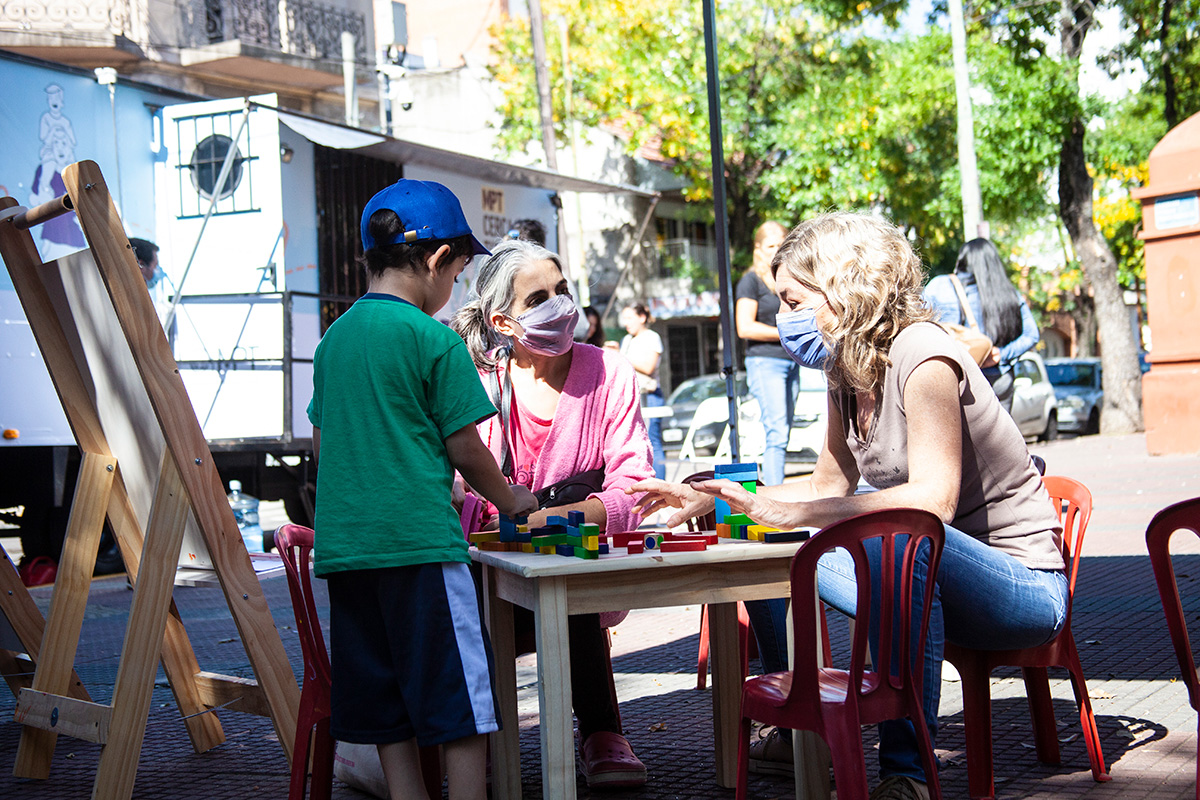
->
<box><xmin>510</xmin><ymin>294</ymin><xmax>579</xmax><ymax>356</ymax></box>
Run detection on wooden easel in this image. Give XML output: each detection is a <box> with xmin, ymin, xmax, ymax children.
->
<box><xmin>0</xmin><ymin>161</ymin><xmax>299</xmax><ymax>800</ymax></box>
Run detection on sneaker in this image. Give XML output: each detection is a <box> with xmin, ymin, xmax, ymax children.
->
<box><xmin>748</xmin><ymin>727</ymin><xmax>793</xmax><ymax>777</ymax></box>
<box><xmin>870</xmin><ymin>775</ymin><xmax>930</xmax><ymax>800</ymax></box>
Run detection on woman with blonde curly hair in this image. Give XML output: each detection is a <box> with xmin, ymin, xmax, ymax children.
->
<box><xmin>629</xmin><ymin>212</ymin><xmax>1067</xmax><ymax>800</ymax></box>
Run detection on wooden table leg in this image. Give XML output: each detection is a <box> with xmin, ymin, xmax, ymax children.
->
<box><xmin>709</xmin><ymin>601</ymin><xmax>741</xmax><ymax>788</ymax></box>
<box><xmin>533</xmin><ymin>576</ymin><xmax>574</xmax><ymax>800</ymax></box>
<box><xmin>482</xmin><ymin>567</ymin><xmax>521</xmax><ymax>800</ymax></box>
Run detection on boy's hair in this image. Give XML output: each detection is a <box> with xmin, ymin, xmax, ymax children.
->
<box><xmin>361</xmin><ymin>208</ymin><xmax>475</xmax><ymax>278</ymax></box>
<box><xmin>128</xmin><ymin>237</ymin><xmax>158</xmax><ymax>267</ymax></box>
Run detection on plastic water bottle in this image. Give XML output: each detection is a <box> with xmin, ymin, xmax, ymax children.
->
<box><xmin>227</xmin><ymin>480</ymin><xmax>263</xmax><ymax>553</ymax></box>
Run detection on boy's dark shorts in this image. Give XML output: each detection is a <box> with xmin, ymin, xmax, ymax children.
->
<box><xmin>327</xmin><ymin>562</ymin><xmax>501</xmax><ymax>746</ymax></box>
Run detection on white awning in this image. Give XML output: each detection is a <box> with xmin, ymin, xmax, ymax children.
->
<box><xmin>272</xmin><ymin>106</ymin><xmax>658</xmax><ymax>198</ymax></box>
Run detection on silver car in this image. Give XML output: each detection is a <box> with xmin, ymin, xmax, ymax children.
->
<box><xmin>1045</xmin><ymin>357</ymin><xmax>1102</xmax><ymax>435</ymax></box>
<box><xmin>1010</xmin><ymin>351</ymin><xmax>1059</xmax><ymax>441</ymax></box>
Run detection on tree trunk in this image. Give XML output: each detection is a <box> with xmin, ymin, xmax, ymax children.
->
<box><xmin>1059</xmin><ymin>0</ymin><xmax>1144</xmax><ymax>433</ymax></box>
<box><xmin>1071</xmin><ymin>290</ymin><xmax>1097</xmax><ymax>357</ymax></box>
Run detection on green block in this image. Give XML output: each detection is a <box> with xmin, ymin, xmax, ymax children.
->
<box><xmin>725</xmin><ymin>513</ymin><xmax>753</xmax><ymax>526</ymax></box>
<box><xmin>580</xmin><ymin>522</ymin><xmax>600</xmax><ymax>536</ymax></box>
<box><xmin>573</xmin><ymin>546</ymin><xmax>599</xmax><ymax>560</ymax></box>
<box><xmin>742</xmin><ymin>481</ymin><xmax>757</xmax><ymax>492</ymax></box>
<box><xmin>532</xmin><ymin>534</ymin><xmax>569</xmax><ymax>546</ymax></box>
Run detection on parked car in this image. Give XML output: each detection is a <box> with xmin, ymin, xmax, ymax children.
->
<box><xmin>670</xmin><ymin>368</ymin><xmax>828</xmax><ymax>464</ymax></box>
<box><xmin>1045</xmin><ymin>357</ymin><xmax>1103</xmax><ymax>435</ymax></box>
<box><xmin>660</xmin><ymin>373</ymin><xmax>749</xmax><ymax>453</ymax></box>
<box><xmin>1010</xmin><ymin>351</ymin><xmax>1059</xmax><ymax>441</ymax></box>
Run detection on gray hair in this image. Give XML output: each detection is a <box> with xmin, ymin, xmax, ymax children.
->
<box><xmin>450</xmin><ymin>239</ymin><xmax>565</xmax><ymax>369</ymax></box>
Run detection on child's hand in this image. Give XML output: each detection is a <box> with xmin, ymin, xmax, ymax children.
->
<box><xmin>507</xmin><ymin>485</ymin><xmax>538</xmax><ymax>517</ymax></box>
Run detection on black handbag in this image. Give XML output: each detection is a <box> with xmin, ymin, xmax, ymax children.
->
<box><xmin>488</xmin><ymin>353</ymin><xmax>606</xmax><ymax>509</ymax></box>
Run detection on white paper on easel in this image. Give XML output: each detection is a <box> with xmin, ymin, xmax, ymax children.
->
<box><xmin>40</xmin><ymin>249</ymin><xmax>213</xmax><ymax>571</ymax></box>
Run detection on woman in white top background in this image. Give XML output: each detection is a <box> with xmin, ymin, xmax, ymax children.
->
<box><xmin>620</xmin><ymin>302</ymin><xmax>666</xmax><ymax>479</ymax></box>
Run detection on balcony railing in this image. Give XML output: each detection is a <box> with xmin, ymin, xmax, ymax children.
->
<box><xmin>0</xmin><ymin>0</ymin><xmax>130</xmax><ymax>36</ymax></box>
<box><xmin>201</xmin><ymin>0</ymin><xmax>366</xmax><ymax>63</ymax></box>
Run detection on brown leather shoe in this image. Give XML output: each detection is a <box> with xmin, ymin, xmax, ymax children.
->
<box><xmin>579</xmin><ymin>731</ymin><xmax>647</xmax><ymax>788</ymax></box>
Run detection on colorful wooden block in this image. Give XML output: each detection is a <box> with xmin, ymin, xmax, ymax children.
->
<box><xmin>546</xmin><ymin>515</ymin><xmax>570</xmax><ymax>527</ymax></box>
<box><xmin>568</xmin><ymin>510</ymin><xmax>586</xmax><ymax>526</ymax></box>
<box><xmin>468</xmin><ymin>531</ymin><xmax>500</xmax><ymax>543</ymax></box>
<box><xmin>598</xmin><ymin>543</ymin><xmax>609</xmax><ymax>554</ymax></box>
<box><xmin>725</xmin><ymin>513</ymin><xmax>753</xmax><ymax>526</ymax></box>
<box><xmin>643</xmin><ymin>534</ymin><xmax>663</xmax><ymax>550</ymax></box>
<box><xmin>742</xmin><ymin>481</ymin><xmax>757</xmax><ymax>492</ymax></box>
<box><xmin>555</xmin><ymin>544</ymin><xmax>575</xmax><ymax>557</ymax></box>
<box><xmin>626</xmin><ymin>541</ymin><xmax>644</xmax><ymax>554</ymax></box>
<box><xmin>583</xmin><ymin>535</ymin><xmax>599</xmax><ymax>551</ymax></box>
<box><xmin>660</xmin><ymin>539</ymin><xmax>707</xmax><ymax>552</ymax></box>
<box><xmin>612</xmin><ymin>531</ymin><xmax>638</xmax><ymax>548</ymax></box>
<box><xmin>716</xmin><ymin>523</ymin><xmax>732</xmax><ymax>538</ymax></box>
<box><xmin>539</xmin><ymin>545</ymin><xmax>556</xmax><ymax>554</ymax></box>
<box><xmin>572</xmin><ymin>546</ymin><xmax>598</xmax><ymax>560</ymax></box>
<box><xmin>479</xmin><ymin>541</ymin><xmax>507</xmax><ymax>551</ymax></box>
<box><xmin>762</xmin><ymin>530</ymin><xmax>811</xmax><ymax>543</ymax></box>
<box><xmin>520</xmin><ymin>543</ymin><xmax>535</xmax><ymax>552</ymax></box>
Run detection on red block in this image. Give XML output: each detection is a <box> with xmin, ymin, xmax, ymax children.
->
<box><xmin>626</xmin><ymin>541</ymin><xmax>645</xmax><ymax>554</ymax></box>
<box><xmin>612</xmin><ymin>531</ymin><xmax>639</xmax><ymax>547</ymax></box>
<box><xmin>660</xmin><ymin>540</ymin><xmax>707</xmax><ymax>553</ymax></box>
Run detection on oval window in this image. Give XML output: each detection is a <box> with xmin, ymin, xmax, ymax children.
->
<box><xmin>189</xmin><ymin>134</ymin><xmax>244</xmax><ymax>201</ymax></box>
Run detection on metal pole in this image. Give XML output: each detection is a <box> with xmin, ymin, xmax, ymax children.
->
<box><xmin>702</xmin><ymin>0</ymin><xmax>739</xmax><ymax>461</ymax></box>
<box><xmin>948</xmin><ymin>0</ymin><xmax>985</xmax><ymax>239</ymax></box>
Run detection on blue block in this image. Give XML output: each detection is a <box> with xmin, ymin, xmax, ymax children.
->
<box><xmin>568</xmin><ymin>510</ymin><xmax>585</xmax><ymax>526</ymax></box>
<box><xmin>715</xmin><ymin>498</ymin><xmax>731</xmax><ymax>525</ymax></box>
<box><xmin>555</xmin><ymin>544</ymin><xmax>575</xmax><ymax>557</ymax></box>
<box><xmin>598</xmin><ymin>543</ymin><xmax>609</xmax><ymax>554</ymax></box>
<box><xmin>515</xmin><ymin>531</ymin><xmax>532</xmax><ymax>543</ymax></box>
<box><xmin>546</xmin><ymin>515</ymin><xmax>570</xmax><ymax>527</ymax></box>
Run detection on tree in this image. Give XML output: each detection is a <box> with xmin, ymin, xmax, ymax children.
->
<box><xmin>1057</xmin><ymin>0</ymin><xmax>1144</xmax><ymax>432</ymax></box>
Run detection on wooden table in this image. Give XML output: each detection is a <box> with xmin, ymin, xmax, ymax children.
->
<box><xmin>474</xmin><ymin>537</ymin><xmax>828</xmax><ymax>800</ymax></box>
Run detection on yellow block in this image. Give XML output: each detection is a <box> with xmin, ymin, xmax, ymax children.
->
<box><xmin>584</xmin><ymin>535</ymin><xmax>599</xmax><ymax>551</ymax></box>
<box><xmin>539</xmin><ymin>545</ymin><xmax>556</xmax><ymax>555</ymax></box>
<box><xmin>469</xmin><ymin>531</ymin><xmax>501</xmax><ymax>543</ymax></box>
<box><xmin>520</xmin><ymin>543</ymin><xmax>534</xmax><ymax>553</ymax></box>
<box><xmin>748</xmin><ymin>525</ymin><xmax>778</xmax><ymax>536</ymax></box>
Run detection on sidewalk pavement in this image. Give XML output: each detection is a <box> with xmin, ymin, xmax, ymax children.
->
<box><xmin>3</xmin><ymin>433</ymin><xmax>1200</xmax><ymax>799</ymax></box>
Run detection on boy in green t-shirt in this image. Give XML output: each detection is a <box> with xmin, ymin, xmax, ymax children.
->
<box><xmin>308</xmin><ymin>179</ymin><xmax>536</xmax><ymax>799</ymax></box>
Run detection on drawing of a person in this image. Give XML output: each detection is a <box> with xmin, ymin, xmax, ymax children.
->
<box><xmin>31</xmin><ymin>126</ymin><xmax>86</xmax><ymax>258</ymax></box>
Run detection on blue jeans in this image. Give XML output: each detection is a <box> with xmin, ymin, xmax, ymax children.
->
<box><xmin>645</xmin><ymin>388</ymin><xmax>666</xmax><ymax>480</ymax></box>
<box><xmin>745</xmin><ymin>524</ymin><xmax>1068</xmax><ymax>782</ymax></box>
<box><xmin>745</xmin><ymin>356</ymin><xmax>798</xmax><ymax>486</ymax></box>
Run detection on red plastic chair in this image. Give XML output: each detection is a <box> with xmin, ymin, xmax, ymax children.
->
<box><xmin>943</xmin><ymin>476</ymin><xmax>1111</xmax><ymax>799</ymax></box>
<box><xmin>736</xmin><ymin>508</ymin><xmax>945</xmax><ymax>800</ymax></box>
<box><xmin>274</xmin><ymin>524</ymin><xmax>441</xmax><ymax>799</ymax></box>
<box><xmin>1145</xmin><ymin>496</ymin><xmax>1200</xmax><ymax>800</ymax></box>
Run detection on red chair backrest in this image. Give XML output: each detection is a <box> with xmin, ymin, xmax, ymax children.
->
<box><xmin>1042</xmin><ymin>476</ymin><xmax>1093</xmax><ymax>601</ymax></box>
<box><xmin>1146</xmin><ymin>497</ymin><xmax>1200</xmax><ymax>711</ymax></box>
<box><xmin>785</xmin><ymin>508</ymin><xmax>944</xmax><ymax>719</ymax></box>
<box><xmin>274</xmin><ymin>524</ymin><xmax>331</xmax><ymax>691</ymax></box>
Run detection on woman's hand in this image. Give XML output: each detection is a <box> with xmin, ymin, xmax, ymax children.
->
<box><xmin>691</xmin><ymin>480</ymin><xmax>802</xmax><ymax>531</ymax></box>
<box><xmin>627</xmin><ymin>479</ymin><xmax>712</xmax><ymax>528</ymax></box>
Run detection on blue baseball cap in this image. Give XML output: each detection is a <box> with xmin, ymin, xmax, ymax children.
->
<box><xmin>360</xmin><ymin>179</ymin><xmax>490</xmax><ymax>256</ymax></box>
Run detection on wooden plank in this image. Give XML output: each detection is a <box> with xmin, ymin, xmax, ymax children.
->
<box><xmin>483</xmin><ymin>566</ymin><xmax>521</xmax><ymax>800</ymax></box>
<box><xmin>0</xmin><ymin>651</ymin><xmax>35</xmax><ymax>696</ymax></box>
<box><xmin>92</xmin><ymin>456</ymin><xmax>191</xmax><ymax>800</ymax></box>
<box><xmin>14</xmin><ymin>452</ymin><xmax>115</xmax><ymax>779</ymax></box>
<box><xmin>105</xmin><ymin>482</ymin><xmax>225</xmax><ymax>753</ymax></box>
<box><xmin>0</xmin><ymin>544</ymin><xmax>89</xmax><ymax>702</ymax></box>
<box><xmin>192</xmin><ymin>672</ymin><xmax>272</xmax><ymax>719</ymax></box>
<box><xmin>15</xmin><ymin>689</ymin><xmax>112</xmax><ymax>743</ymax></box>
<box><xmin>65</xmin><ymin>161</ymin><xmax>299</xmax><ymax>762</ymax></box>
<box><xmin>533</xmin><ymin>577</ymin><xmax>574</xmax><ymax>800</ymax></box>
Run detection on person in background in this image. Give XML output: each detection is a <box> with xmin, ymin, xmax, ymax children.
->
<box><xmin>619</xmin><ymin>302</ymin><xmax>666</xmax><ymax>480</ymax></box>
<box><xmin>630</xmin><ymin>213</ymin><xmax>1067</xmax><ymax>800</ymax></box>
<box><xmin>451</xmin><ymin>239</ymin><xmax>655</xmax><ymax>787</ymax></box>
<box><xmin>506</xmin><ymin>218</ymin><xmax>547</xmax><ymax>247</ymax></box>
<box><xmin>309</xmin><ymin>180</ymin><xmax>537</xmax><ymax>800</ymax></box>
<box><xmin>581</xmin><ymin>305</ymin><xmax>608</xmax><ymax>348</ymax></box>
<box><xmin>736</xmin><ymin>220</ymin><xmax>797</xmax><ymax>486</ymax></box>
<box><xmin>923</xmin><ymin>238</ymin><xmax>1039</xmax><ymax>412</ymax></box>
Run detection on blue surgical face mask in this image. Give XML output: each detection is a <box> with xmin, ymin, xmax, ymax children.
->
<box><xmin>777</xmin><ymin>307</ymin><xmax>832</xmax><ymax>370</ymax></box>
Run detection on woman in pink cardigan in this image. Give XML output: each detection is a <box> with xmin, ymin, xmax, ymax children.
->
<box><xmin>451</xmin><ymin>239</ymin><xmax>655</xmax><ymax>788</ymax></box>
